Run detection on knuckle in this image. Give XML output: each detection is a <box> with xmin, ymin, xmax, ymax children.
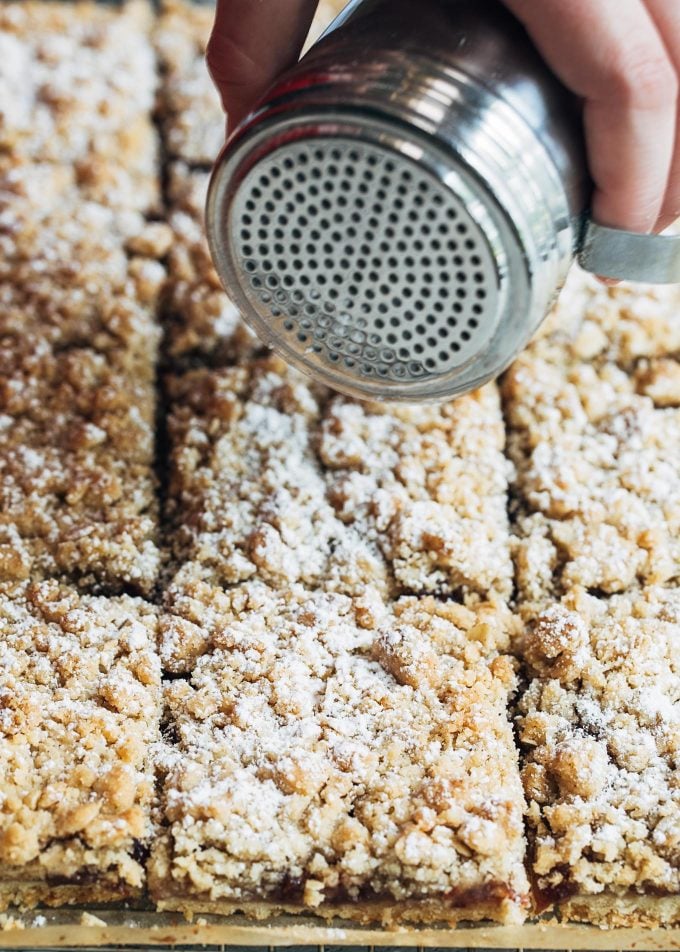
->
<box><xmin>205</xmin><ymin>36</ymin><xmax>230</xmax><ymax>78</ymax></box>
<box><xmin>205</xmin><ymin>38</ymin><xmax>264</xmax><ymax>90</ymax></box>
<box><xmin>611</xmin><ymin>46</ymin><xmax>678</xmax><ymax>108</ymax></box>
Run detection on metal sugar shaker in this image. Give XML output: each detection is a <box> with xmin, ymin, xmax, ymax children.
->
<box><xmin>206</xmin><ymin>0</ymin><xmax>680</xmax><ymax>403</ymax></box>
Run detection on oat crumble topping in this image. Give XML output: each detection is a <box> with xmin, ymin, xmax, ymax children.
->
<box><xmin>518</xmin><ymin>585</ymin><xmax>680</xmax><ymax>924</ymax></box>
<box><xmin>503</xmin><ymin>270</ymin><xmax>680</xmax><ymax>606</ymax></box>
<box><xmin>0</xmin><ymin>167</ymin><xmax>165</xmax><ymax>360</ymax></box>
<box><xmin>163</xmin><ymin>357</ymin><xmax>391</xmax><ymax>618</ymax></box>
<box><xmin>163</xmin><ymin>354</ymin><xmax>513</xmax><ymax>633</ymax></box>
<box><xmin>0</xmin><ymin>1</ymin><xmax>158</xmax><ymax>208</ymax></box>
<box><xmin>319</xmin><ymin>385</ymin><xmax>513</xmax><ymax>601</ymax></box>
<box><xmin>0</xmin><ymin>580</ymin><xmax>160</xmax><ymax>908</ymax></box>
<box><xmin>152</xmin><ymin>583</ymin><xmax>528</xmax><ymax>923</ymax></box>
<box><xmin>0</xmin><ymin>335</ymin><xmax>160</xmax><ymax>593</ymax></box>
<box><xmin>0</xmin><ymin>0</ymin><xmax>677</xmax><ymax>930</ymax></box>
<box><xmin>0</xmin><ymin>3</ymin><xmax>165</xmax><ymax>595</ymax></box>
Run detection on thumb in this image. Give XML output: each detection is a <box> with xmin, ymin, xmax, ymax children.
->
<box><xmin>207</xmin><ymin>0</ymin><xmax>319</xmax><ymax>130</ymax></box>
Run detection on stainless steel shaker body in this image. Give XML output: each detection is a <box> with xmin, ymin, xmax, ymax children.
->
<box><xmin>206</xmin><ymin>0</ymin><xmax>678</xmax><ymax>402</ymax></box>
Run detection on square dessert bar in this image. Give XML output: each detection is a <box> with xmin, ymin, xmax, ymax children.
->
<box><xmin>163</xmin><ymin>355</ymin><xmax>513</xmax><ymax>634</ymax></box>
<box><xmin>0</xmin><ymin>580</ymin><xmax>161</xmax><ymax>911</ymax></box>
<box><xmin>163</xmin><ymin>356</ymin><xmax>391</xmax><ymax>618</ymax></box>
<box><xmin>0</xmin><ymin>0</ymin><xmax>158</xmax><ymax>201</ymax></box>
<box><xmin>0</xmin><ymin>163</ymin><xmax>169</xmax><ymax>360</ymax></box>
<box><xmin>318</xmin><ymin>383</ymin><xmax>514</xmax><ymax>601</ymax></box>
<box><xmin>152</xmin><ymin>583</ymin><xmax>529</xmax><ymax>925</ymax></box>
<box><xmin>0</xmin><ymin>334</ymin><xmax>160</xmax><ymax>594</ymax></box>
<box><xmin>503</xmin><ymin>319</ymin><xmax>680</xmax><ymax>606</ymax></box>
<box><xmin>518</xmin><ymin>584</ymin><xmax>680</xmax><ymax>928</ymax></box>
<box><xmin>0</xmin><ymin>167</ymin><xmax>168</xmax><ymax>594</ymax></box>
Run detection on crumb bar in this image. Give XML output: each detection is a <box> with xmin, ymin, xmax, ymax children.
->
<box><xmin>503</xmin><ymin>322</ymin><xmax>680</xmax><ymax>606</ymax></box>
<box><xmin>163</xmin><ymin>356</ymin><xmax>390</xmax><ymax>624</ymax></box>
<box><xmin>0</xmin><ymin>0</ymin><xmax>159</xmax><ymax>208</ymax></box>
<box><xmin>163</xmin><ymin>355</ymin><xmax>513</xmax><ymax>633</ymax></box>
<box><xmin>517</xmin><ymin>584</ymin><xmax>680</xmax><ymax>928</ymax></box>
<box><xmin>0</xmin><ymin>170</ymin><xmax>168</xmax><ymax>593</ymax></box>
<box><xmin>319</xmin><ymin>385</ymin><xmax>514</xmax><ymax>601</ymax></box>
<box><xmin>0</xmin><ymin>166</ymin><xmax>169</xmax><ymax>359</ymax></box>
<box><xmin>0</xmin><ymin>335</ymin><xmax>160</xmax><ymax>594</ymax></box>
<box><xmin>151</xmin><ymin>583</ymin><xmax>529</xmax><ymax>925</ymax></box>
<box><xmin>0</xmin><ymin>580</ymin><xmax>161</xmax><ymax>911</ymax></box>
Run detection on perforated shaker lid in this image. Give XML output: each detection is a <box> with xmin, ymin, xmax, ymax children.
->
<box><xmin>207</xmin><ymin>121</ymin><xmax>530</xmax><ymax>403</ymax></box>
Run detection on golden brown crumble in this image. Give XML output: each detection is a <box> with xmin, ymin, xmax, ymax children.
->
<box><xmin>162</xmin><ymin>163</ymin><xmax>255</xmax><ymax>367</ymax></box>
<box><xmin>0</xmin><ymin>0</ymin><xmax>678</xmax><ymax>931</ymax></box>
<box><xmin>163</xmin><ymin>356</ymin><xmax>390</xmax><ymax>617</ymax></box>
<box><xmin>538</xmin><ymin>266</ymin><xmax>680</xmax><ymax>369</ymax></box>
<box><xmin>518</xmin><ymin>585</ymin><xmax>680</xmax><ymax>926</ymax></box>
<box><xmin>0</xmin><ymin>0</ymin><xmax>166</xmax><ymax>597</ymax></box>
<box><xmin>0</xmin><ymin>165</ymin><xmax>166</xmax><ymax>363</ymax></box>
<box><xmin>503</xmin><ymin>276</ymin><xmax>680</xmax><ymax>605</ymax></box>
<box><xmin>0</xmin><ymin>151</ymin><xmax>159</xmax><ymax>219</ymax></box>
<box><xmin>151</xmin><ymin>582</ymin><xmax>528</xmax><ymax>924</ymax></box>
<box><xmin>0</xmin><ymin>335</ymin><xmax>160</xmax><ymax>594</ymax></box>
<box><xmin>319</xmin><ymin>385</ymin><xmax>513</xmax><ymax>601</ymax></box>
<box><xmin>0</xmin><ymin>148</ymin><xmax>165</xmax><ymax>597</ymax></box>
<box><xmin>0</xmin><ymin>580</ymin><xmax>161</xmax><ymax>910</ymax></box>
<box><xmin>0</xmin><ymin>0</ymin><xmax>158</xmax><ymax>203</ymax></box>
<box><xmin>163</xmin><ymin>354</ymin><xmax>512</xmax><ymax>634</ymax></box>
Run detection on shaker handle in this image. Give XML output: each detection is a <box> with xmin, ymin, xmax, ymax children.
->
<box><xmin>578</xmin><ymin>219</ymin><xmax>680</xmax><ymax>284</ymax></box>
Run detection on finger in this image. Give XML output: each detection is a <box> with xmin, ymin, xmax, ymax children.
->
<box><xmin>503</xmin><ymin>0</ymin><xmax>678</xmax><ymax>233</ymax></box>
<box><xmin>207</xmin><ymin>0</ymin><xmax>319</xmax><ymax>130</ymax></box>
<box><xmin>645</xmin><ymin>0</ymin><xmax>680</xmax><ymax>230</ymax></box>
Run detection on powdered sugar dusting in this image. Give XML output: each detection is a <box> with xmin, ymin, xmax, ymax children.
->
<box><xmin>162</xmin><ymin>354</ymin><xmax>513</xmax><ymax>669</ymax></box>
<box><xmin>0</xmin><ymin>580</ymin><xmax>160</xmax><ymax>900</ymax></box>
<box><xmin>519</xmin><ymin>585</ymin><xmax>680</xmax><ymax>908</ymax></box>
<box><xmin>154</xmin><ymin>582</ymin><xmax>528</xmax><ymax>921</ymax></box>
<box><xmin>0</xmin><ymin>0</ymin><xmax>165</xmax><ymax>594</ymax></box>
<box><xmin>504</xmin><ymin>267</ymin><xmax>680</xmax><ymax>606</ymax></box>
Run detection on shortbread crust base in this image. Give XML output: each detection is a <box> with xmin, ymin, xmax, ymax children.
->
<box><xmin>152</xmin><ymin>895</ymin><xmax>527</xmax><ymax>928</ymax></box>
<box><xmin>0</xmin><ymin>881</ymin><xmax>136</xmax><ymax>913</ymax></box>
<box><xmin>559</xmin><ymin>893</ymin><xmax>680</xmax><ymax>929</ymax></box>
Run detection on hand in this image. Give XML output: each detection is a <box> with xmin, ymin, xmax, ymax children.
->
<box><xmin>505</xmin><ymin>0</ymin><xmax>680</xmax><ymax>233</ymax></box>
<box><xmin>207</xmin><ymin>0</ymin><xmax>680</xmax><ymax>234</ymax></box>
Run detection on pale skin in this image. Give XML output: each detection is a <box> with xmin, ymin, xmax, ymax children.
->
<box><xmin>207</xmin><ymin>0</ymin><xmax>680</xmax><ymax>236</ymax></box>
